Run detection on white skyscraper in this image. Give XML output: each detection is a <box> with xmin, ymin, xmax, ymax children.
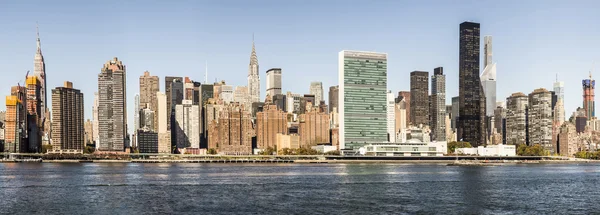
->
<box><xmin>309</xmin><ymin>82</ymin><xmax>324</xmax><ymax>106</ymax></box>
<box><xmin>266</xmin><ymin>68</ymin><xmax>282</xmax><ymax>97</ymax></box>
<box><xmin>134</xmin><ymin>94</ymin><xmax>140</xmax><ymax>131</ymax></box>
<box><xmin>175</xmin><ymin>100</ymin><xmax>200</xmax><ymax>149</ymax></box>
<box><xmin>386</xmin><ymin>90</ymin><xmax>396</xmax><ymax>143</ymax></box>
<box><xmin>481</xmin><ymin>36</ymin><xmax>497</xmax><ymax>116</ymax></box>
<box><xmin>248</xmin><ymin>38</ymin><xmax>260</xmax><ymax>104</ymax></box>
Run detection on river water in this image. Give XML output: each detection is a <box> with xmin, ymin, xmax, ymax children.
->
<box><xmin>0</xmin><ymin>163</ymin><xmax>599</xmax><ymax>214</ymax></box>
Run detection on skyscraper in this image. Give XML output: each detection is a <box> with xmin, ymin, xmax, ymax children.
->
<box><xmin>397</xmin><ymin>91</ymin><xmax>411</xmax><ymax>126</ymax></box>
<box><xmin>134</xmin><ymin>94</ymin><xmax>140</xmax><ymax>131</ymax></box>
<box><xmin>506</xmin><ymin>92</ymin><xmax>528</xmax><ymax>145</ymax></box>
<box><xmin>98</xmin><ymin>57</ymin><xmax>127</xmax><ymax>152</ymax></box>
<box><xmin>481</xmin><ymin>36</ymin><xmax>497</xmax><ymax>117</ymax></box>
<box><xmin>33</xmin><ymin>25</ymin><xmax>48</xmax><ymax>142</ymax></box>
<box><xmin>156</xmin><ymin>92</ymin><xmax>170</xmax><ymax>153</ymax></box>
<box><xmin>4</xmin><ymin>90</ymin><xmax>26</xmax><ymax>153</ymax></box>
<box><xmin>248</xmin><ymin>39</ymin><xmax>260</xmax><ymax>104</ymax></box>
<box><xmin>338</xmin><ymin>50</ymin><xmax>387</xmax><ymax>151</ymax></box>
<box><xmin>51</xmin><ymin>81</ymin><xmax>84</xmax><ymax>153</ymax></box>
<box><xmin>410</xmin><ymin>71</ymin><xmax>429</xmax><ymax>127</ymax></box>
<box><xmin>431</xmin><ymin>67</ymin><xmax>446</xmax><ymax>141</ymax></box>
<box><xmin>451</xmin><ymin>96</ymin><xmax>459</xmax><ymax>131</ymax></box>
<box><xmin>92</xmin><ymin>92</ymin><xmax>99</xmax><ymax>146</ymax></box>
<box><xmin>310</xmin><ymin>82</ymin><xmax>324</xmax><ymax>105</ymax></box>
<box><xmin>175</xmin><ymin>100</ymin><xmax>200</xmax><ymax>150</ymax></box>
<box><xmin>299</xmin><ymin>107</ymin><xmax>330</xmax><ymax>148</ymax></box>
<box><xmin>328</xmin><ymin>85</ymin><xmax>339</xmax><ymax>113</ymax></box>
<box><xmin>26</xmin><ymin>76</ymin><xmax>42</xmax><ymax>152</ymax></box>
<box><xmin>139</xmin><ymin>71</ymin><xmax>159</xmax><ymax>131</ymax></box>
<box><xmin>528</xmin><ymin>88</ymin><xmax>553</xmax><ymax>152</ymax></box>
<box><xmin>165</xmin><ymin>76</ymin><xmax>183</xmax><ymax>131</ymax></box>
<box><xmin>386</xmin><ymin>91</ymin><xmax>396</xmax><ymax>142</ymax></box>
<box><xmin>266</xmin><ymin>68</ymin><xmax>282</xmax><ymax>98</ymax></box>
<box><xmin>583</xmin><ymin>73</ymin><xmax>595</xmax><ymax>119</ymax></box>
<box><xmin>458</xmin><ymin>21</ymin><xmax>486</xmax><ymax>146</ymax></box>
<box><xmin>554</xmin><ymin>76</ymin><xmax>565</xmax><ymax>125</ymax></box>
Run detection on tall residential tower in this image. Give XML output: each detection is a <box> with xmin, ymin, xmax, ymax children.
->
<box><xmin>98</xmin><ymin>57</ymin><xmax>127</xmax><ymax>152</ymax></box>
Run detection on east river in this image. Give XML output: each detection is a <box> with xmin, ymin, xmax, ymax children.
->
<box><xmin>1</xmin><ymin>163</ymin><xmax>599</xmax><ymax>214</ymax></box>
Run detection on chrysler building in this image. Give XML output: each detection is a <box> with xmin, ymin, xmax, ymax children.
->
<box><xmin>248</xmin><ymin>38</ymin><xmax>260</xmax><ymax>104</ymax></box>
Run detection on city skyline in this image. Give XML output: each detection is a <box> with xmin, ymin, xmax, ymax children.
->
<box><xmin>0</xmin><ymin>1</ymin><xmax>599</xmax><ymax>136</ymax></box>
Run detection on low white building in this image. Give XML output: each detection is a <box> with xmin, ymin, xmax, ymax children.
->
<box><xmin>359</xmin><ymin>139</ymin><xmax>447</xmax><ymax>157</ymax></box>
<box><xmin>455</xmin><ymin>144</ymin><xmax>516</xmax><ymax>156</ymax></box>
<box><xmin>312</xmin><ymin>145</ymin><xmax>337</xmax><ymax>153</ymax></box>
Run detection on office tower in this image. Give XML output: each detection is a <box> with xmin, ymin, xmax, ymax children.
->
<box><xmin>528</xmin><ymin>88</ymin><xmax>553</xmax><ymax>152</ymax></box>
<box><xmin>395</xmin><ymin>96</ymin><xmax>408</xmax><ymax>136</ymax></box>
<box><xmin>165</xmin><ymin>76</ymin><xmax>183</xmax><ymax>131</ymax></box>
<box><xmin>494</xmin><ymin>106</ymin><xmax>507</xmax><ymax>143</ymax></box>
<box><xmin>300</xmin><ymin>94</ymin><xmax>316</xmax><ymax>114</ymax></box>
<box><xmin>451</xmin><ymin>97</ymin><xmax>459</xmax><ymax>130</ymax></box>
<box><xmin>256</xmin><ymin>105</ymin><xmax>288</xmax><ymax>149</ymax></box>
<box><xmin>248</xmin><ymin>39</ymin><xmax>260</xmax><ymax>104</ymax></box>
<box><xmin>139</xmin><ymin>71</ymin><xmax>159</xmax><ymax>131</ymax></box>
<box><xmin>299</xmin><ymin>106</ymin><xmax>330</xmax><ymax>148</ymax></box>
<box><xmin>481</xmin><ymin>36</ymin><xmax>497</xmax><ymax>117</ymax></box>
<box><xmin>156</xmin><ymin>92</ymin><xmax>170</xmax><ymax>153</ymax></box>
<box><xmin>4</xmin><ymin>90</ymin><xmax>26</xmax><ymax>153</ymax></box>
<box><xmin>234</xmin><ymin>86</ymin><xmax>249</xmax><ymax>105</ymax></box>
<box><xmin>410</xmin><ymin>71</ymin><xmax>429</xmax><ymax>127</ymax></box>
<box><xmin>138</xmin><ymin>129</ymin><xmax>158</xmax><ymax>153</ymax></box>
<box><xmin>338</xmin><ymin>50</ymin><xmax>387</xmax><ymax>151</ymax></box>
<box><xmin>174</xmin><ymin>100</ymin><xmax>200</xmax><ymax>150</ymax></box>
<box><xmin>554</xmin><ymin>99</ymin><xmax>565</xmax><ymax>125</ymax></box>
<box><xmin>329</xmin><ymin>86</ymin><xmax>339</xmax><ymax>113</ymax></box>
<box><xmin>26</xmin><ymin>76</ymin><xmax>42</xmax><ymax>152</ymax></box>
<box><xmin>98</xmin><ymin>57</ymin><xmax>127</xmax><ymax>152</ymax></box>
<box><xmin>183</xmin><ymin>77</ymin><xmax>195</xmax><ymax>101</ymax></box>
<box><xmin>458</xmin><ymin>21</ymin><xmax>486</xmax><ymax>146</ymax></box>
<box><xmin>200</xmin><ymin>84</ymin><xmax>214</xmax><ymax>106</ymax></box>
<box><xmin>84</xmin><ymin>119</ymin><xmax>93</xmax><ymax>146</ymax></box>
<box><xmin>140</xmin><ymin>107</ymin><xmax>155</xmax><ymax>130</ymax></box>
<box><xmin>210</xmin><ymin>104</ymin><xmax>254</xmax><ymax>155</ymax></box>
<box><xmin>220</xmin><ymin>85</ymin><xmax>234</xmax><ymax>103</ymax></box>
<box><xmin>271</xmin><ymin>94</ymin><xmax>287</xmax><ymax>111</ymax></box>
<box><xmin>92</xmin><ymin>92</ymin><xmax>99</xmax><ymax>146</ymax></box>
<box><xmin>51</xmin><ymin>81</ymin><xmax>84</xmax><ymax>152</ymax></box>
<box><xmin>286</xmin><ymin>92</ymin><xmax>302</xmax><ymax>114</ymax></box>
<box><xmin>397</xmin><ymin>91</ymin><xmax>411</xmax><ymax>126</ymax></box>
<box><xmin>193</xmin><ymin>81</ymin><xmax>201</xmax><ymax>105</ymax></box>
<box><xmin>33</xmin><ymin>25</ymin><xmax>49</xmax><ymax>141</ymax></box>
<box><xmin>583</xmin><ymin>73</ymin><xmax>595</xmax><ymax>119</ymax></box>
<box><xmin>386</xmin><ymin>91</ymin><xmax>396</xmax><ymax>142</ymax></box>
<box><xmin>431</xmin><ymin>67</ymin><xmax>446</xmax><ymax>141</ymax></box>
<box><xmin>506</xmin><ymin>93</ymin><xmax>528</xmax><ymax>145</ymax></box>
<box><xmin>134</xmin><ymin>94</ymin><xmax>140</xmax><ymax>131</ymax></box>
<box><xmin>266</xmin><ymin>68</ymin><xmax>282</xmax><ymax>98</ymax></box>
<box><xmin>310</xmin><ymin>82</ymin><xmax>324</xmax><ymax>105</ymax></box>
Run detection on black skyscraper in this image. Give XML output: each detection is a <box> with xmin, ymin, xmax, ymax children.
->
<box><xmin>458</xmin><ymin>21</ymin><xmax>486</xmax><ymax>146</ymax></box>
<box><xmin>410</xmin><ymin>71</ymin><xmax>429</xmax><ymax>127</ymax></box>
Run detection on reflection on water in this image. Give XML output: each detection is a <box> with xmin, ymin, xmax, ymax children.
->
<box><xmin>0</xmin><ymin>163</ymin><xmax>599</xmax><ymax>214</ymax></box>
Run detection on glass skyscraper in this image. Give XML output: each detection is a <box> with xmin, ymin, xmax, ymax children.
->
<box><xmin>338</xmin><ymin>50</ymin><xmax>387</xmax><ymax>152</ymax></box>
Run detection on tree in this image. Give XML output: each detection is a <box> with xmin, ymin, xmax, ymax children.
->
<box><xmin>83</xmin><ymin>146</ymin><xmax>96</xmax><ymax>154</ymax></box>
<box><xmin>517</xmin><ymin>144</ymin><xmax>546</xmax><ymax>156</ymax></box>
<box><xmin>260</xmin><ymin>147</ymin><xmax>276</xmax><ymax>155</ymax></box>
<box><xmin>447</xmin><ymin>141</ymin><xmax>472</xmax><ymax>154</ymax></box>
<box><xmin>207</xmin><ymin>148</ymin><xmax>217</xmax><ymax>155</ymax></box>
<box><xmin>42</xmin><ymin>144</ymin><xmax>53</xmax><ymax>154</ymax></box>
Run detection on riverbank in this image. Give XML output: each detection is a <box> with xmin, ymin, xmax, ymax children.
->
<box><xmin>1</xmin><ymin>159</ymin><xmax>599</xmax><ymax>164</ymax></box>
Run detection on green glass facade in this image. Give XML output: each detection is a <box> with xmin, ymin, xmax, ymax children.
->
<box><xmin>341</xmin><ymin>51</ymin><xmax>387</xmax><ymax>150</ymax></box>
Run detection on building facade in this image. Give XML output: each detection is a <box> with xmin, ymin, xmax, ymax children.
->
<box><xmin>299</xmin><ymin>108</ymin><xmax>330</xmax><ymax>148</ymax></box>
<box><xmin>138</xmin><ymin>129</ymin><xmax>159</xmax><ymax>154</ymax></box>
<box><xmin>431</xmin><ymin>67</ymin><xmax>446</xmax><ymax>141</ymax></box>
<box><xmin>256</xmin><ymin>105</ymin><xmax>288</xmax><ymax>149</ymax></box>
<box><xmin>458</xmin><ymin>21</ymin><xmax>486</xmax><ymax>147</ymax></box>
<box><xmin>410</xmin><ymin>71</ymin><xmax>429</xmax><ymax>127</ymax></box>
<box><xmin>98</xmin><ymin>57</ymin><xmax>127</xmax><ymax>152</ymax></box>
<box><xmin>4</xmin><ymin>94</ymin><xmax>25</xmax><ymax>152</ymax></box>
<box><xmin>266</xmin><ymin>68</ymin><xmax>282</xmax><ymax>98</ymax></box>
<box><xmin>309</xmin><ymin>81</ymin><xmax>324</xmax><ymax>105</ymax></box>
<box><xmin>583</xmin><ymin>74</ymin><xmax>595</xmax><ymax>119</ymax></box>
<box><xmin>329</xmin><ymin>85</ymin><xmax>339</xmax><ymax>113</ymax></box>
<box><xmin>51</xmin><ymin>82</ymin><xmax>84</xmax><ymax>153</ymax></box>
<box><xmin>174</xmin><ymin>100</ymin><xmax>200</xmax><ymax>150</ymax></box>
<box><xmin>506</xmin><ymin>93</ymin><xmax>528</xmax><ymax>145</ymax></box>
<box><xmin>338</xmin><ymin>50</ymin><xmax>388</xmax><ymax>151</ymax></box>
<box><xmin>481</xmin><ymin>35</ymin><xmax>497</xmax><ymax>117</ymax></box>
<box><xmin>140</xmin><ymin>71</ymin><xmax>160</xmax><ymax>131</ymax></box>
<box><xmin>528</xmin><ymin>88</ymin><xmax>553</xmax><ymax>152</ymax></box>
<box><xmin>165</xmin><ymin>76</ymin><xmax>183</xmax><ymax>131</ymax></box>
<box><xmin>387</xmin><ymin>91</ymin><xmax>396</xmax><ymax>142</ymax></box>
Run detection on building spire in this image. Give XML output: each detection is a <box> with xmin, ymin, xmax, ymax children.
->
<box><xmin>36</xmin><ymin>22</ymin><xmax>41</xmax><ymax>51</ymax></box>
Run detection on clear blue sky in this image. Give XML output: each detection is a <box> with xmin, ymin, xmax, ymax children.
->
<box><xmin>0</xmin><ymin>0</ymin><xmax>598</xmax><ymax>134</ymax></box>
